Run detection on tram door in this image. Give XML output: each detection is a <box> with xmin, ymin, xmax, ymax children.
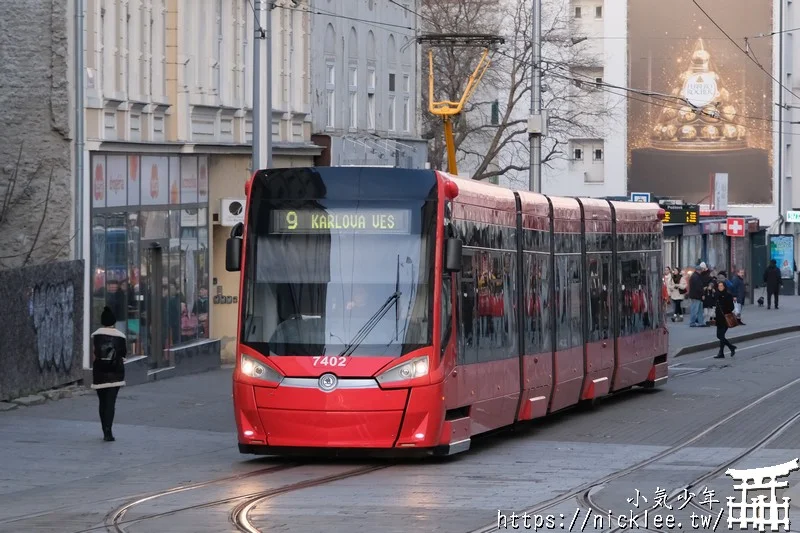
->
<box><xmin>141</xmin><ymin>240</ymin><xmax>170</xmax><ymax>369</ymax></box>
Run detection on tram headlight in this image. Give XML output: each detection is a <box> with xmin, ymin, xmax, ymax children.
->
<box><xmin>240</xmin><ymin>354</ymin><xmax>283</xmax><ymax>384</ymax></box>
<box><xmin>376</xmin><ymin>356</ymin><xmax>429</xmax><ymax>385</ymax></box>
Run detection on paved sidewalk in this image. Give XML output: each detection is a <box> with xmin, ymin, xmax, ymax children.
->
<box><xmin>667</xmin><ymin>294</ymin><xmax>800</xmax><ymax>357</ymax></box>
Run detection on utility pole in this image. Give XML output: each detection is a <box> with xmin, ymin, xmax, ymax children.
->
<box><xmin>528</xmin><ymin>0</ymin><xmax>544</xmax><ymax>192</ymax></box>
<box><xmin>252</xmin><ymin>0</ymin><xmax>274</xmax><ymax>172</ymax></box>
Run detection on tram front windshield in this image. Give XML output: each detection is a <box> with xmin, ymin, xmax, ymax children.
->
<box><xmin>240</xmin><ymin>200</ymin><xmax>436</xmax><ymax>358</ymax></box>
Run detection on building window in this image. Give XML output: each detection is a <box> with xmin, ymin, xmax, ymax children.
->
<box><xmin>593</xmin><ymin>148</ymin><xmax>603</xmax><ymax>161</ymax></box>
<box><xmin>403</xmin><ymin>97</ymin><xmax>410</xmax><ymax>132</ymax></box>
<box><xmin>389</xmin><ymin>95</ymin><xmax>396</xmax><ymax>131</ymax></box>
<box><xmin>594</xmin><ymin>77</ymin><xmax>603</xmax><ymax>88</ymax></box>
<box><xmin>349</xmin><ymin>65</ymin><xmax>358</xmax><ymax>130</ymax></box>
<box><xmin>367</xmin><ymin>67</ymin><xmax>376</xmax><ymax>130</ymax></box>
<box><xmin>403</xmin><ymin>74</ymin><xmax>410</xmax><ymax>93</ymax></box>
<box><xmin>326</xmin><ymin>62</ymin><xmax>335</xmax><ymax>128</ymax></box>
<box><xmin>595</xmin><ymin>5</ymin><xmax>602</xmax><ymax>18</ymax></box>
<box><xmin>491</xmin><ymin>100</ymin><xmax>500</xmax><ymax>125</ymax></box>
<box><xmin>388</xmin><ymin>73</ymin><xmax>396</xmax><ymax>92</ymax></box>
<box><xmin>140</xmin><ymin>3</ymin><xmax>150</xmax><ymax>97</ymax></box>
<box><xmin>213</xmin><ymin>0</ymin><xmax>223</xmax><ymax>97</ymax></box>
<box><xmin>367</xmin><ymin>94</ymin><xmax>376</xmax><ymax>130</ymax></box>
<box><xmin>574</xmin><ymin>148</ymin><xmax>583</xmax><ymax>160</ymax></box>
<box><xmin>327</xmin><ymin>63</ymin><xmax>335</xmax><ymax>85</ymax></box>
<box><xmin>574</xmin><ymin>6</ymin><xmax>582</xmax><ymax>18</ymax></box>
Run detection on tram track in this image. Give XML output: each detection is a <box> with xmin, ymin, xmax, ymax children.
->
<box><xmin>101</xmin><ymin>463</ymin><xmax>301</xmax><ymax>533</ymax></box>
<box><xmin>86</xmin><ymin>463</ymin><xmax>390</xmax><ymax>533</ymax></box>
<box><xmin>230</xmin><ymin>464</ymin><xmax>390</xmax><ymax>532</ymax></box>
<box><xmin>469</xmin><ymin>374</ymin><xmax>800</xmax><ymax>533</ymax></box>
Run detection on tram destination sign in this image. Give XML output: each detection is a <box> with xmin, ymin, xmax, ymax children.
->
<box><xmin>662</xmin><ymin>205</ymin><xmax>699</xmax><ymax>224</ymax></box>
<box><xmin>271</xmin><ymin>208</ymin><xmax>411</xmax><ymax>234</ymax></box>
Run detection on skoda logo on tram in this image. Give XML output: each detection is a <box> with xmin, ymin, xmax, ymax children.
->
<box><xmin>318</xmin><ymin>373</ymin><xmax>338</xmax><ymax>392</ymax></box>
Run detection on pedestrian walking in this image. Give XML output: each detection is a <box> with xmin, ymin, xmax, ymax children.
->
<box><xmin>763</xmin><ymin>259</ymin><xmax>782</xmax><ymax>309</ymax></box>
<box><xmin>714</xmin><ymin>281</ymin><xmax>737</xmax><ymax>359</ymax></box>
<box><xmin>91</xmin><ymin>306</ymin><xmax>127</xmax><ymax>441</ymax></box>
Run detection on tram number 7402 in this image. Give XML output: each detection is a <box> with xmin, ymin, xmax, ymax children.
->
<box><xmin>312</xmin><ymin>356</ymin><xmax>348</xmax><ymax>367</ymax></box>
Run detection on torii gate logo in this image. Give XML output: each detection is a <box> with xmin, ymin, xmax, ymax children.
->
<box><xmin>726</xmin><ymin>458</ymin><xmax>799</xmax><ymax>531</ymax></box>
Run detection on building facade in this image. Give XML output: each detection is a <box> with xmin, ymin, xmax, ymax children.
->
<box><xmin>308</xmin><ymin>0</ymin><xmax>428</xmax><ymax>168</ymax></box>
<box><xmin>82</xmin><ymin>0</ymin><xmax>320</xmax><ymax>367</ymax></box>
<box><xmin>538</xmin><ymin>0</ymin><xmax>627</xmax><ymax>197</ymax></box>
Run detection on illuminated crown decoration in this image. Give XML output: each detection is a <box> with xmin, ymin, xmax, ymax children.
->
<box><xmin>651</xmin><ymin>38</ymin><xmax>747</xmax><ymax>151</ymax></box>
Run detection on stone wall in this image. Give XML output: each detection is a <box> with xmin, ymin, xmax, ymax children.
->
<box><xmin>0</xmin><ymin>261</ymin><xmax>84</xmax><ymax>401</ymax></box>
<box><xmin>0</xmin><ymin>0</ymin><xmax>73</xmax><ymax>270</ymax></box>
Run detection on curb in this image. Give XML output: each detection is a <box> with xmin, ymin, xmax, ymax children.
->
<box><xmin>673</xmin><ymin>325</ymin><xmax>800</xmax><ymax>357</ymax></box>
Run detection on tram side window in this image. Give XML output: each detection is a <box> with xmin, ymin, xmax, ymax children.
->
<box><xmin>476</xmin><ymin>252</ymin><xmax>505</xmax><ymax>363</ymax></box>
<box><xmin>587</xmin><ymin>255</ymin><xmax>612</xmax><ymax>342</ymax></box>
<box><xmin>523</xmin><ymin>252</ymin><xmax>551</xmax><ymax>354</ymax></box>
<box><xmin>646</xmin><ymin>250</ymin><xmax>663</xmax><ymax>330</ymax></box>
<box><xmin>441</xmin><ymin>273</ymin><xmax>453</xmax><ymax>348</ymax></box>
<box><xmin>458</xmin><ymin>252</ymin><xmax>477</xmax><ymax>366</ymax></box>
<box><xmin>618</xmin><ymin>255</ymin><xmax>647</xmax><ymax>336</ymax></box>
<box><xmin>502</xmin><ymin>251</ymin><xmax>517</xmax><ymax>357</ymax></box>
<box><xmin>554</xmin><ymin>255</ymin><xmax>582</xmax><ymax>350</ymax></box>
<box><xmin>587</xmin><ymin>258</ymin><xmax>600</xmax><ymax>342</ymax></box>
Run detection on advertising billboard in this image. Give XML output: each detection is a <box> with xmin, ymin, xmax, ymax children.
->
<box><xmin>769</xmin><ymin>235</ymin><xmax>795</xmax><ymax>280</ymax></box>
<box><xmin>627</xmin><ymin>1</ymin><xmax>773</xmax><ymax>205</ymax></box>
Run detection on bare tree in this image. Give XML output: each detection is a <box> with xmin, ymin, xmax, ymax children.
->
<box><xmin>420</xmin><ymin>0</ymin><xmax>621</xmax><ymax>183</ymax></box>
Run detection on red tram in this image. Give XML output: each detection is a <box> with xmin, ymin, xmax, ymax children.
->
<box><xmin>226</xmin><ymin>167</ymin><xmax>668</xmax><ymax>456</ymax></box>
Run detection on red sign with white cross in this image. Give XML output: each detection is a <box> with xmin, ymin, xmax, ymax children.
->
<box><xmin>726</xmin><ymin>217</ymin><xmax>745</xmax><ymax>237</ymax></box>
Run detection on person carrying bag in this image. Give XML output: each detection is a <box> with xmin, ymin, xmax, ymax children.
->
<box><xmin>713</xmin><ymin>281</ymin><xmax>737</xmax><ymax>359</ymax></box>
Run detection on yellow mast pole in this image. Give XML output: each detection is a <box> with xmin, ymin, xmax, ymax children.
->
<box><xmin>426</xmin><ymin>45</ymin><xmax>493</xmax><ymax>176</ymax></box>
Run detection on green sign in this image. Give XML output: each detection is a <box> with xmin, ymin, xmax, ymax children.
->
<box><xmin>271</xmin><ymin>209</ymin><xmax>411</xmax><ymax>234</ymax></box>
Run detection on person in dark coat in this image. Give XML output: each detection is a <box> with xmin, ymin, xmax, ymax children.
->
<box><xmin>91</xmin><ymin>306</ymin><xmax>127</xmax><ymax>441</ymax></box>
<box><xmin>702</xmin><ymin>281</ymin><xmax>717</xmax><ymax>325</ymax></box>
<box><xmin>714</xmin><ymin>281</ymin><xmax>737</xmax><ymax>359</ymax></box>
<box><xmin>763</xmin><ymin>259</ymin><xmax>782</xmax><ymax>309</ymax></box>
<box><xmin>688</xmin><ymin>262</ymin><xmax>707</xmax><ymax>327</ymax></box>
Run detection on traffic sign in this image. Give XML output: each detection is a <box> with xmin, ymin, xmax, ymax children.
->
<box><xmin>786</xmin><ymin>211</ymin><xmax>800</xmax><ymax>223</ymax></box>
<box><xmin>726</xmin><ymin>217</ymin><xmax>745</xmax><ymax>237</ymax></box>
<box><xmin>630</xmin><ymin>192</ymin><xmax>650</xmax><ymax>203</ymax></box>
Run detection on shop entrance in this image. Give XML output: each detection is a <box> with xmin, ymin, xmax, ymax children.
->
<box><xmin>141</xmin><ymin>240</ymin><xmax>171</xmax><ymax>369</ymax></box>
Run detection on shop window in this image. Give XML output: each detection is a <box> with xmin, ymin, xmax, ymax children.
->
<box><xmin>90</xmin><ymin>152</ymin><xmax>210</xmax><ymax>363</ymax></box>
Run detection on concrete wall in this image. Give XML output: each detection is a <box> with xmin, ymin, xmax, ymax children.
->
<box><xmin>0</xmin><ymin>260</ymin><xmax>84</xmax><ymax>401</ymax></box>
<box><xmin>0</xmin><ymin>0</ymin><xmax>74</xmax><ymax>269</ymax></box>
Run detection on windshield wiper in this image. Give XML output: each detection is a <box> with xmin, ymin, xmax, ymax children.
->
<box><xmin>337</xmin><ymin>289</ymin><xmax>401</xmax><ymax>357</ymax></box>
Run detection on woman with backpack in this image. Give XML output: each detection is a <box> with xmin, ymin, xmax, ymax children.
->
<box><xmin>91</xmin><ymin>306</ymin><xmax>127</xmax><ymax>441</ymax></box>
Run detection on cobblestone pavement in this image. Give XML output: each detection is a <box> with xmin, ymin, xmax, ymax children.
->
<box><xmin>1</xmin><ymin>333</ymin><xmax>799</xmax><ymax>532</ymax></box>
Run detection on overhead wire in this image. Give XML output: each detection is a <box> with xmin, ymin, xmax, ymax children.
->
<box><xmin>692</xmin><ymin>0</ymin><xmax>800</xmax><ymax>101</ymax></box>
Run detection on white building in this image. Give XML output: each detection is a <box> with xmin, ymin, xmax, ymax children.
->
<box><xmin>81</xmin><ymin>0</ymin><xmax>320</xmax><ymax>369</ymax></box>
<box><xmin>539</xmin><ymin>0</ymin><xmax>627</xmax><ymax>197</ymax></box>
<box><xmin>307</xmin><ymin>0</ymin><xmax>428</xmax><ymax>168</ymax></box>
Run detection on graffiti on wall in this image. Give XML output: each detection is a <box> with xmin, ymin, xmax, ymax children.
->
<box><xmin>31</xmin><ymin>281</ymin><xmax>75</xmax><ymax>373</ymax></box>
